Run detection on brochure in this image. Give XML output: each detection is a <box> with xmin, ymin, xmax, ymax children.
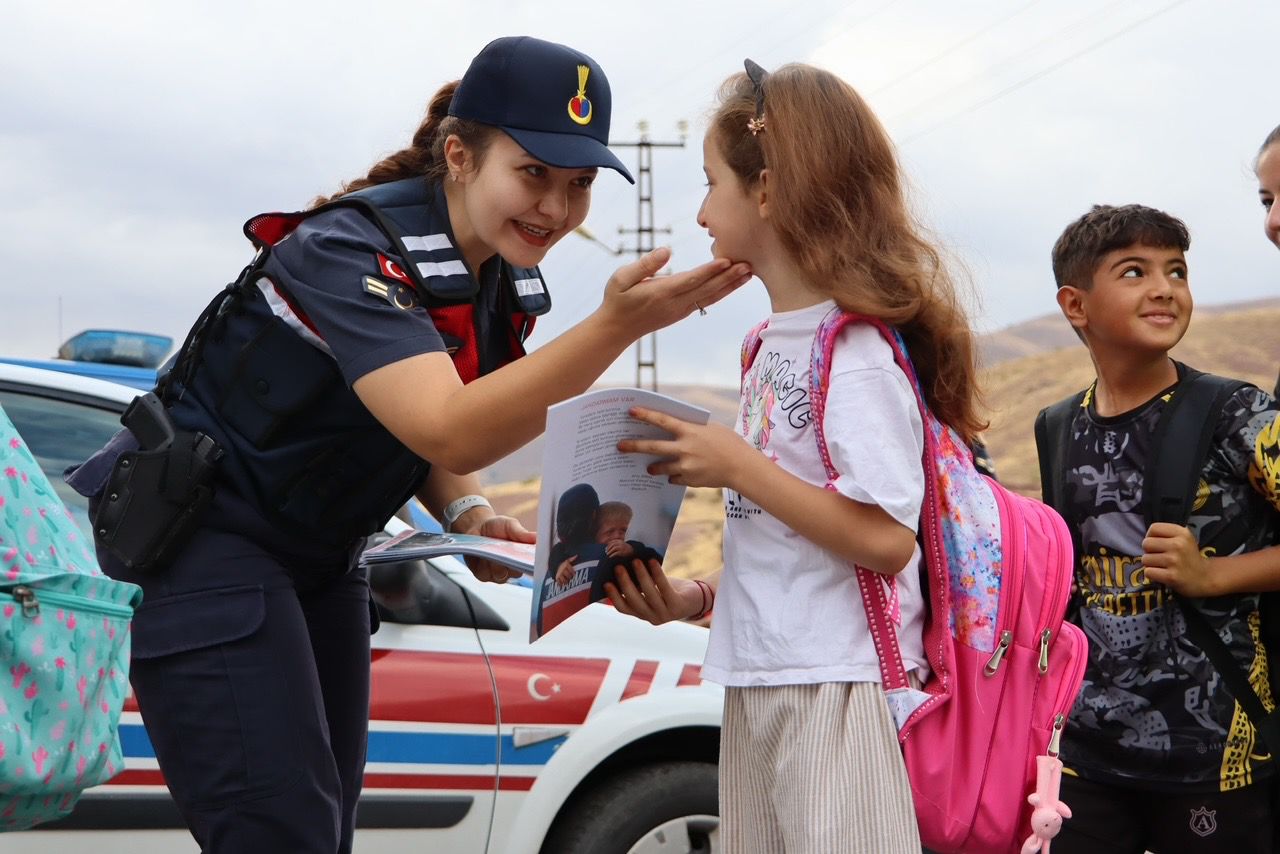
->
<box><xmin>529</xmin><ymin>388</ymin><xmax>709</xmax><ymax>641</ymax></box>
<box><xmin>357</xmin><ymin>387</ymin><xmax>708</xmax><ymax>643</ymax></box>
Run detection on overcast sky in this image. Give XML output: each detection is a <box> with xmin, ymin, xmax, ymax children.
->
<box><xmin>3</xmin><ymin>0</ymin><xmax>1276</xmax><ymax>387</ymax></box>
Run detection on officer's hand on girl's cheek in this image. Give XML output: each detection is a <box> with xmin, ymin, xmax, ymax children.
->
<box><xmin>598</xmin><ymin>250</ymin><xmax>750</xmax><ymax>333</ymax></box>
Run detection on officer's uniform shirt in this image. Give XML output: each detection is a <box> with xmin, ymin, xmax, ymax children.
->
<box><xmin>259</xmin><ymin>203</ymin><xmax>517</xmax><ymax>384</ymax></box>
<box><xmin>72</xmin><ymin>196</ymin><xmax>517</xmax><ymax>572</ymax></box>
<box><xmin>263</xmin><ymin>207</ymin><xmax>453</xmax><ymax>385</ymax></box>
<box><xmin>204</xmin><ymin>204</ymin><xmax>519</xmax><ymax>564</ymax></box>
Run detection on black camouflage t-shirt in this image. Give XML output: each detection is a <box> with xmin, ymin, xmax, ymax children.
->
<box><xmin>1061</xmin><ymin>365</ymin><xmax>1280</xmax><ymax>791</ymax></box>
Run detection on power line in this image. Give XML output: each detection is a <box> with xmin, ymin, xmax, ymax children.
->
<box><xmin>885</xmin><ymin>0</ymin><xmax>1132</xmax><ymax>127</ymax></box>
<box><xmin>898</xmin><ymin>0</ymin><xmax>1192</xmax><ymax>145</ymax></box>
<box><xmin>869</xmin><ymin>0</ymin><xmax>1048</xmax><ymax>96</ymax></box>
<box><xmin>626</xmin><ymin>0</ymin><xmax>897</xmax><ymax>120</ymax></box>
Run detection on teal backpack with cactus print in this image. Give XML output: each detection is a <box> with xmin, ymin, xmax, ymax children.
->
<box><xmin>0</xmin><ymin>404</ymin><xmax>141</xmax><ymax>831</ymax></box>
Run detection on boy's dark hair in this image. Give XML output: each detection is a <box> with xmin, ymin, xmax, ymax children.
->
<box><xmin>1051</xmin><ymin>204</ymin><xmax>1190</xmax><ymax>290</ymax></box>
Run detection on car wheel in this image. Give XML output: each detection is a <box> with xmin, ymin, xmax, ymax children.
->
<box><xmin>541</xmin><ymin>761</ymin><xmax>719</xmax><ymax>854</ymax></box>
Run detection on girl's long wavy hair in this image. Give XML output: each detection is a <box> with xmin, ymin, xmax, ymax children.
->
<box><xmin>711</xmin><ymin>64</ymin><xmax>986</xmax><ymax>440</ymax></box>
<box><xmin>311</xmin><ymin>81</ymin><xmax>500</xmax><ymax>207</ymax></box>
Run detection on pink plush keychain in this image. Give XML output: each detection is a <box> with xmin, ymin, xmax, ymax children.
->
<box><xmin>1021</xmin><ymin>754</ymin><xmax>1072</xmax><ymax>854</ymax></box>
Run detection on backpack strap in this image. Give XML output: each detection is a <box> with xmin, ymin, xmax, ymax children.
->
<box><xmin>1177</xmin><ymin>599</ymin><xmax>1280</xmax><ymax>754</ymax></box>
<box><xmin>740</xmin><ymin>321</ymin><xmax>768</xmax><ymax>386</ymax></box>
<box><xmin>1034</xmin><ymin>391</ymin><xmax>1086</xmax><ymax>514</ymax></box>
<box><xmin>1141</xmin><ymin>371</ymin><xmax>1280</xmax><ymax>752</ymax></box>
<box><xmin>1034</xmin><ymin>390</ymin><xmax>1088</xmax><ymax>574</ymax></box>
<box><xmin>807</xmin><ymin>308</ymin><xmax>925</xmax><ymax>692</ymax></box>
<box><xmin>1143</xmin><ymin>369</ymin><xmax>1245</xmax><ymax>526</ymax></box>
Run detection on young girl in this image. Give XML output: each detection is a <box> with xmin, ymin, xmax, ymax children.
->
<box><xmin>608</xmin><ymin>60</ymin><xmax>983</xmax><ymax>852</ymax></box>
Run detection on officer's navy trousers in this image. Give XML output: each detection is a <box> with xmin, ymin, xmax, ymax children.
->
<box><xmin>101</xmin><ymin>525</ymin><xmax>371</xmax><ymax>854</ymax></box>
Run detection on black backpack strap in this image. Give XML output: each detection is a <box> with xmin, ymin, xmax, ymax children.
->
<box><xmin>1145</xmin><ymin>371</ymin><xmax>1280</xmax><ymax>752</ymax></box>
<box><xmin>1035</xmin><ymin>391</ymin><xmax>1088</xmax><ymax>622</ymax></box>
<box><xmin>1034</xmin><ymin>390</ymin><xmax>1087</xmax><ymax>515</ymax></box>
<box><xmin>1143</xmin><ymin>370</ymin><xmax>1247</xmax><ymax>526</ymax></box>
<box><xmin>1177</xmin><ymin>601</ymin><xmax>1280</xmax><ymax>753</ymax></box>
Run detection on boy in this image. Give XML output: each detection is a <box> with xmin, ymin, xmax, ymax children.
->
<box><xmin>1038</xmin><ymin>204</ymin><xmax>1280</xmax><ymax>853</ymax></box>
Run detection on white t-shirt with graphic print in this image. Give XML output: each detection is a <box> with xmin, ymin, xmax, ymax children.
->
<box><xmin>702</xmin><ymin>300</ymin><xmax>927</xmax><ymax>687</ymax></box>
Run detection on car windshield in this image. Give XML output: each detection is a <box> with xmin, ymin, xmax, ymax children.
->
<box><xmin>0</xmin><ymin>388</ymin><xmax>122</xmax><ymax>538</ymax></box>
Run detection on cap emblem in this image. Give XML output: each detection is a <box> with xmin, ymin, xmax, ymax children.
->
<box><xmin>567</xmin><ymin>65</ymin><xmax>593</xmax><ymax>126</ymax></box>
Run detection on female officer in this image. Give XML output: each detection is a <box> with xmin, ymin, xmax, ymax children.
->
<box><xmin>68</xmin><ymin>35</ymin><xmax>749</xmax><ymax>854</ymax></box>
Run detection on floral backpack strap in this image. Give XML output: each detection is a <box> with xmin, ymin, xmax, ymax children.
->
<box><xmin>739</xmin><ymin>320</ymin><xmax>769</xmax><ymax>433</ymax></box>
<box><xmin>807</xmin><ymin>308</ymin><xmax>933</xmax><ymax>692</ymax></box>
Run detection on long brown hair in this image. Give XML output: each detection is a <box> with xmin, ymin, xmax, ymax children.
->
<box><xmin>311</xmin><ymin>81</ymin><xmax>500</xmax><ymax>207</ymax></box>
<box><xmin>710</xmin><ymin>64</ymin><xmax>986</xmax><ymax>440</ymax></box>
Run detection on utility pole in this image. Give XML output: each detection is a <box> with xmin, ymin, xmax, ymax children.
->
<box><xmin>613</xmin><ymin>120</ymin><xmax>686</xmax><ymax>390</ymax></box>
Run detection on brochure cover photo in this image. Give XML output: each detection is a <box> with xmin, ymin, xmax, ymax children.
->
<box><xmin>530</xmin><ymin>388</ymin><xmax>709</xmax><ymax>641</ymax></box>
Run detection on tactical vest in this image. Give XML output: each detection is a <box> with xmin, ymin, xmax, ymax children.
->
<box><xmin>165</xmin><ymin>178</ymin><xmax>550</xmax><ymax>551</ymax></box>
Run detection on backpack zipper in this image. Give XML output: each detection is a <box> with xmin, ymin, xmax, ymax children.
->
<box><xmin>1048</xmin><ymin>713</ymin><xmax>1066</xmax><ymax>756</ymax></box>
<box><xmin>1044</xmin><ymin>622</ymin><xmax>1088</xmax><ymax>745</ymax></box>
<box><xmin>984</xmin><ymin>481</ymin><xmax>1025</xmax><ymax>675</ymax></box>
<box><xmin>11</xmin><ymin>585</ymin><xmax>39</xmax><ymax>618</ymax></box>
<box><xmin>1037</xmin><ymin>629</ymin><xmax>1053</xmax><ymax>674</ymax></box>
<box><xmin>7</xmin><ymin>585</ymin><xmax>134</xmax><ymax>620</ymax></box>
<box><xmin>1032</xmin><ymin>500</ymin><xmax>1073</xmax><ymax>674</ymax></box>
<box><xmin>984</xmin><ymin>630</ymin><xmax>1013</xmax><ymax>675</ymax></box>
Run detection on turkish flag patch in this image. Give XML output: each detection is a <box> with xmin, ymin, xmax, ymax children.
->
<box><xmin>378</xmin><ymin>254</ymin><xmax>412</xmax><ymax>284</ymax></box>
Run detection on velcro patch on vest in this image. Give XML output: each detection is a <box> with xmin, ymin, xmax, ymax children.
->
<box><xmin>513</xmin><ymin>277</ymin><xmax>545</xmax><ymax>297</ymax></box>
<box><xmin>363</xmin><ymin>276</ymin><xmax>419</xmax><ymax>310</ymax></box>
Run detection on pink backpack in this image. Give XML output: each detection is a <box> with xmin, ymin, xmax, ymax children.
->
<box><xmin>742</xmin><ymin>309</ymin><xmax>1087</xmax><ymax>853</ymax></box>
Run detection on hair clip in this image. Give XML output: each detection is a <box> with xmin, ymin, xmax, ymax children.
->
<box><xmin>744</xmin><ymin>58</ymin><xmax>768</xmax><ymax>135</ymax></box>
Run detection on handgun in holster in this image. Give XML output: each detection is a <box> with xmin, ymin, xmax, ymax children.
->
<box><xmin>92</xmin><ymin>392</ymin><xmax>224</xmax><ymax>573</ymax></box>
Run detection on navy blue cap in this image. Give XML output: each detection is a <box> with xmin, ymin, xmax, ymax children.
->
<box><xmin>450</xmin><ymin>36</ymin><xmax>635</xmax><ymax>184</ymax></box>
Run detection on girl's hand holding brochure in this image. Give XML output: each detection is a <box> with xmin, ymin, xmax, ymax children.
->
<box><xmin>618</xmin><ymin>406</ymin><xmax>757</xmax><ymax>490</ymax></box>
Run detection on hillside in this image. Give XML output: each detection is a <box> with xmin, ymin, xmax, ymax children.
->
<box><xmin>983</xmin><ymin>304</ymin><xmax>1280</xmax><ymax>495</ymax></box>
<box><xmin>977</xmin><ymin>296</ymin><xmax>1280</xmax><ymax>368</ymax></box>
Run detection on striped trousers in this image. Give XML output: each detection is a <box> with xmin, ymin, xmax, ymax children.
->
<box><xmin>720</xmin><ymin>682</ymin><xmax>920</xmax><ymax>854</ymax></box>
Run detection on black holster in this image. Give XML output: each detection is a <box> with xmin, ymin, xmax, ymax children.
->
<box><xmin>92</xmin><ymin>393</ymin><xmax>223</xmax><ymax>573</ymax></box>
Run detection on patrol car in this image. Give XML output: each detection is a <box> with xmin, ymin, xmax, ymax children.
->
<box><xmin>1</xmin><ymin>362</ymin><xmax>722</xmax><ymax>854</ymax></box>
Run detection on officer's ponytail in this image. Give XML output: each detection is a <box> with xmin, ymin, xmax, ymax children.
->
<box><xmin>312</xmin><ymin>81</ymin><xmax>499</xmax><ymax>207</ymax></box>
